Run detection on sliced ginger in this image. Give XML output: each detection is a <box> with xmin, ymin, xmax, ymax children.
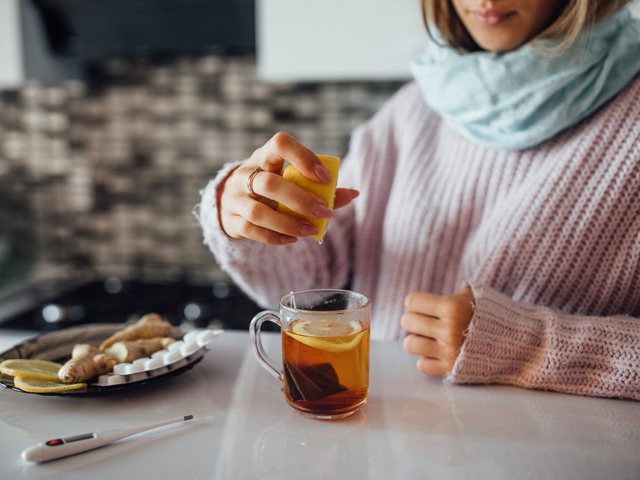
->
<box><xmin>105</xmin><ymin>337</ymin><xmax>175</xmax><ymax>363</ymax></box>
<box><xmin>100</xmin><ymin>313</ymin><xmax>172</xmax><ymax>351</ymax></box>
<box><xmin>276</xmin><ymin>154</ymin><xmax>340</xmax><ymax>243</ymax></box>
<box><xmin>60</xmin><ymin>315</ymin><xmax>175</xmax><ymax>382</ymax></box>
<box><xmin>58</xmin><ymin>344</ymin><xmax>117</xmax><ymax>384</ymax></box>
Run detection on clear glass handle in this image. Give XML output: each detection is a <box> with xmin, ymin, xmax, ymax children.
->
<box><xmin>249</xmin><ymin>310</ymin><xmax>282</xmax><ymax>382</ymax></box>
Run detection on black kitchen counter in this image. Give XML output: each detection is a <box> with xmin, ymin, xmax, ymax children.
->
<box><xmin>0</xmin><ymin>275</ymin><xmax>269</xmax><ymax>333</ymax></box>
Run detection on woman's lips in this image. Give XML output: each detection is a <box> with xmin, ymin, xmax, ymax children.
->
<box><xmin>472</xmin><ymin>9</ymin><xmax>516</xmax><ymax>27</ymax></box>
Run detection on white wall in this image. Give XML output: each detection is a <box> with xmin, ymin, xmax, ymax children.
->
<box><xmin>0</xmin><ymin>0</ymin><xmax>24</xmax><ymax>88</ymax></box>
<box><xmin>630</xmin><ymin>0</ymin><xmax>640</xmax><ymax>18</ymax></box>
<box><xmin>257</xmin><ymin>0</ymin><xmax>428</xmax><ymax>82</ymax></box>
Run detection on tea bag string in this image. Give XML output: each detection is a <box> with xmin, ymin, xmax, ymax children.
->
<box><xmin>290</xmin><ymin>291</ymin><xmax>297</xmax><ymax>310</ymax></box>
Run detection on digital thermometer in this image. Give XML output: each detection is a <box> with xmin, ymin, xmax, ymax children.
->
<box><xmin>22</xmin><ymin>415</ymin><xmax>194</xmax><ymax>463</ymax></box>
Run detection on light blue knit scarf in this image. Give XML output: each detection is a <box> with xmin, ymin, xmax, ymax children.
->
<box><xmin>411</xmin><ymin>10</ymin><xmax>640</xmax><ymax>150</ymax></box>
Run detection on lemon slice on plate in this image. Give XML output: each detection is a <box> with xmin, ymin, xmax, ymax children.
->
<box><xmin>14</xmin><ymin>377</ymin><xmax>87</xmax><ymax>393</ymax></box>
<box><xmin>287</xmin><ymin>319</ymin><xmax>366</xmax><ymax>353</ymax></box>
<box><xmin>0</xmin><ymin>359</ymin><xmax>62</xmax><ymax>382</ymax></box>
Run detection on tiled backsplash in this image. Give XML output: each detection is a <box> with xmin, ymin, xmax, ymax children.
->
<box><xmin>0</xmin><ymin>55</ymin><xmax>403</xmax><ymax>284</ymax></box>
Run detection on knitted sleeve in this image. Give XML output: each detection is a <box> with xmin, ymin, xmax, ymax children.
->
<box><xmin>448</xmin><ymin>281</ymin><xmax>640</xmax><ymax>401</ymax></box>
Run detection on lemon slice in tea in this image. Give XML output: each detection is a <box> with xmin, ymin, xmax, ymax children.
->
<box><xmin>288</xmin><ymin>319</ymin><xmax>366</xmax><ymax>353</ymax></box>
<box><xmin>0</xmin><ymin>359</ymin><xmax>62</xmax><ymax>382</ymax></box>
<box><xmin>14</xmin><ymin>377</ymin><xmax>87</xmax><ymax>393</ymax></box>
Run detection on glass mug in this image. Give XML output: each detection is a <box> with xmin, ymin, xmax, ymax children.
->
<box><xmin>250</xmin><ymin>289</ymin><xmax>371</xmax><ymax>420</ymax></box>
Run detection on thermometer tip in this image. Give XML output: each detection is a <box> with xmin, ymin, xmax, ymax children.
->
<box><xmin>184</xmin><ymin>415</ymin><xmax>194</xmax><ymax>421</ymax></box>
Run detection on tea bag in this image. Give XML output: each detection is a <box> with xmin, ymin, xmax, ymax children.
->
<box><xmin>284</xmin><ymin>361</ymin><xmax>347</xmax><ymax>403</ymax></box>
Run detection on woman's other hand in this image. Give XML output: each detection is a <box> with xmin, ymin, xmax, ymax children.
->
<box><xmin>219</xmin><ymin>132</ymin><xmax>359</xmax><ymax>245</ymax></box>
<box><xmin>402</xmin><ymin>287</ymin><xmax>475</xmax><ymax>377</ymax></box>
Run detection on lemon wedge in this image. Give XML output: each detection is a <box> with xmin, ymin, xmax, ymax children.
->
<box><xmin>276</xmin><ymin>154</ymin><xmax>340</xmax><ymax>243</ymax></box>
<box><xmin>0</xmin><ymin>359</ymin><xmax>62</xmax><ymax>382</ymax></box>
<box><xmin>14</xmin><ymin>377</ymin><xmax>87</xmax><ymax>393</ymax></box>
<box><xmin>287</xmin><ymin>319</ymin><xmax>366</xmax><ymax>353</ymax></box>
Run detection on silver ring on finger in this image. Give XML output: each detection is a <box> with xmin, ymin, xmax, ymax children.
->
<box><xmin>246</xmin><ymin>166</ymin><xmax>263</xmax><ymax>196</ymax></box>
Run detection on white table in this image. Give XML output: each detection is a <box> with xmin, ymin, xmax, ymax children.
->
<box><xmin>0</xmin><ymin>329</ymin><xmax>638</xmax><ymax>479</ymax></box>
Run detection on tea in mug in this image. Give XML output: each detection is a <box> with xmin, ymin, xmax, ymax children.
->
<box><xmin>250</xmin><ymin>289</ymin><xmax>371</xmax><ymax>420</ymax></box>
<box><xmin>282</xmin><ymin>317</ymin><xmax>370</xmax><ymax>418</ymax></box>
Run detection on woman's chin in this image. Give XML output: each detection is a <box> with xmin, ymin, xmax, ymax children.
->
<box><xmin>470</xmin><ymin>33</ymin><xmax>528</xmax><ymax>52</ymax></box>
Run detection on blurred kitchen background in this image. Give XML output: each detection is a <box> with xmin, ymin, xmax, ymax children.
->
<box><xmin>3</xmin><ymin>1</ymin><xmax>638</xmax><ymax>333</ymax></box>
<box><xmin>0</xmin><ymin>0</ymin><xmax>427</xmax><ymax>332</ymax></box>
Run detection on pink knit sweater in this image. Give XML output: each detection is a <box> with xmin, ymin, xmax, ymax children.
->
<box><xmin>198</xmin><ymin>77</ymin><xmax>640</xmax><ymax>401</ymax></box>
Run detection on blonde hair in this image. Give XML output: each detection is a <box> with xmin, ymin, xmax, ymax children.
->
<box><xmin>422</xmin><ymin>0</ymin><xmax>634</xmax><ymax>53</ymax></box>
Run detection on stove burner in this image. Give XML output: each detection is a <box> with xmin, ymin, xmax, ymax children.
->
<box><xmin>42</xmin><ymin>304</ymin><xmax>86</xmax><ymax>324</ymax></box>
<box><xmin>0</xmin><ymin>280</ymin><xmax>268</xmax><ymax>332</ymax></box>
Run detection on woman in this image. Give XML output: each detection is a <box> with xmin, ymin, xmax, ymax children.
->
<box><xmin>197</xmin><ymin>0</ymin><xmax>640</xmax><ymax>400</ymax></box>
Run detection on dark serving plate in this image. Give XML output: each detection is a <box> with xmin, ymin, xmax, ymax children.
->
<box><xmin>0</xmin><ymin>324</ymin><xmax>208</xmax><ymax>397</ymax></box>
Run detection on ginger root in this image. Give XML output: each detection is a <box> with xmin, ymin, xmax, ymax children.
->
<box><xmin>105</xmin><ymin>337</ymin><xmax>175</xmax><ymax>363</ymax></box>
<box><xmin>99</xmin><ymin>313</ymin><xmax>172</xmax><ymax>351</ymax></box>
<box><xmin>58</xmin><ymin>344</ymin><xmax>117</xmax><ymax>384</ymax></box>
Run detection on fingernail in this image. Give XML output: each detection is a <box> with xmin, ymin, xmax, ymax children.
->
<box><xmin>300</xmin><ymin>224</ymin><xmax>320</xmax><ymax>236</ymax></box>
<box><xmin>314</xmin><ymin>204</ymin><xmax>333</xmax><ymax>218</ymax></box>
<box><xmin>351</xmin><ymin>189</ymin><xmax>360</xmax><ymax>199</ymax></box>
<box><xmin>281</xmin><ymin>235</ymin><xmax>297</xmax><ymax>244</ymax></box>
<box><xmin>314</xmin><ymin>164</ymin><xmax>333</xmax><ymax>184</ymax></box>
